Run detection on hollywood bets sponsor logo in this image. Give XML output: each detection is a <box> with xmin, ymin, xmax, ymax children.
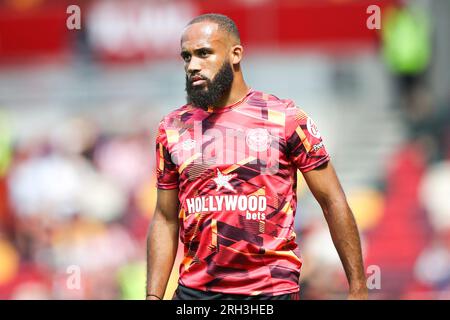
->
<box><xmin>185</xmin><ymin>169</ymin><xmax>266</xmax><ymax>220</ymax></box>
<box><xmin>185</xmin><ymin>195</ymin><xmax>267</xmax><ymax>221</ymax></box>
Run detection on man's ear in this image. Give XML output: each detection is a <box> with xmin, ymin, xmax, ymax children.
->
<box><xmin>231</xmin><ymin>45</ymin><xmax>243</xmax><ymax>65</ymax></box>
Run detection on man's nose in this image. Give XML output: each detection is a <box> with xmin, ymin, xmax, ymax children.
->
<box><xmin>187</xmin><ymin>56</ymin><xmax>202</xmax><ymax>74</ymax></box>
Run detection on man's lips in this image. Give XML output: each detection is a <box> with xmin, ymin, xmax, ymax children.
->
<box><xmin>190</xmin><ymin>76</ymin><xmax>207</xmax><ymax>86</ymax></box>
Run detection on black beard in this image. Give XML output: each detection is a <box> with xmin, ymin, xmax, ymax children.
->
<box><xmin>185</xmin><ymin>62</ymin><xmax>234</xmax><ymax>110</ymax></box>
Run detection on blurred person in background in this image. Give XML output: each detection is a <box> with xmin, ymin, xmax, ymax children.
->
<box><xmin>408</xmin><ymin>161</ymin><xmax>450</xmax><ymax>299</ymax></box>
<box><xmin>146</xmin><ymin>13</ymin><xmax>367</xmax><ymax>301</ymax></box>
<box><xmin>382</xmin><ymin>1</ymin><xmax>432</xmax><ymax>113</ymax></box>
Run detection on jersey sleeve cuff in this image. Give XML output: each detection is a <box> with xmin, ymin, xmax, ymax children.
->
<box><xmin>156</xmin><ymin>182</ymin><xmax>179</xmax><ymax>190</ymax></box>
<box><xmin>299</xmin><ymin>154</ymin><xmax>331</xmax><ymax>173</ymax></box>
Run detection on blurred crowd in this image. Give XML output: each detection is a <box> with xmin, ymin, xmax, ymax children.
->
<box><xmin>0</xmin><ymin>115</ymin><xmax>157</xmax><ymax>299</ymax></box>
<box><xmin>299</xmin><ymin>92</ymin><xmax>450</xmax><ymax>300</ymax></box>
<box><xmin>297</xmin><ymin>2</ymin><xmax>450</xmax><ymax>299</ymax></box>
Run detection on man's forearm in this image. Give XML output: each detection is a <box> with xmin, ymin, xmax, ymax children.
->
<box><xmin>146</xmin><ymin>211</ymin><xmax>179</xmax><ymax>299</ymax></box>
<box><xmin>322</xmin><ymin>200</ymin><xmax>367</xmax><ymax>295</ymax></box>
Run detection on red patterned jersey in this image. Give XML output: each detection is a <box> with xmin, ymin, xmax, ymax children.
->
<box><xmin>155</xmin><ymin>89</ymin><xmax>330</xmax><ymax>296</ymax></box>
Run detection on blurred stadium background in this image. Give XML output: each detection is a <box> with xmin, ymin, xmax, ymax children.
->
<box><xmin>0</xmin><ymin>0</ymin><xmax>449</xmax><ymax>300</ymax></box>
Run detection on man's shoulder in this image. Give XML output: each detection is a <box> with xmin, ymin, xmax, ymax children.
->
<box><xmin>159</xmin><ymin>104</ymin><xmax>193</xmax><ymax>126</ymax></box>
<box><xmin>250</xmin><ymin>89</ymin><xmax>307</xmax><ymax>117</ymax></box>
<box><xmin>249</xmin><ymin>90</ymin><xmax>298</xmax><ymax>111</ymax></box>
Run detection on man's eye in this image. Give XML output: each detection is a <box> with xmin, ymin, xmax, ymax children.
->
<box><xmin>182</xmin><ymin>54</ymin><xmax>191</xmax><ymax>62</ymax></box>
<box><xmin>199</xmin><ymin>51</ymin><xmax>209</xmax><ymax>57</ymax></box>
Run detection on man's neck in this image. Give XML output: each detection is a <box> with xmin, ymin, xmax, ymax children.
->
<box><xmin>214</xmin><ymin>77</ymin><xmax>250</xmax><ymax>108</ymax></box>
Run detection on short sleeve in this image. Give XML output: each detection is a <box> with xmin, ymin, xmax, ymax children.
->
<box><xmin>285</xmin><ymin>104</ymin><xmax>330</xmax><ymax>173</ymax></box>
<box><xmin>155</xmin><ymin>119</ymin><xmax>179</xmax><ymax>189</ymax></box>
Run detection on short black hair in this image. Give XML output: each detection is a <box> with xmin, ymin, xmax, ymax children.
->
<box><xmin>187</xmin><ymin>13</ymin><xmax>241</xmax><ymax>43</ymax></box>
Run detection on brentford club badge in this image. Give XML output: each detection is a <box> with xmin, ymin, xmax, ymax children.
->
<box><xmin>246</xmin><ymin>128</ymin><xmax>271</xmax><ymax>152</ymax></box>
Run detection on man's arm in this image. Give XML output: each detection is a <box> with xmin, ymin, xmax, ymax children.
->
<box><xmin>146</xmin><ymin>188</ymin><xmax>180</xmax><ymax>300</ymax></box>
<box><xmin>302</xmin><ymin>161</ymin><xmax>368</xmax><ymax>299</ymax></box>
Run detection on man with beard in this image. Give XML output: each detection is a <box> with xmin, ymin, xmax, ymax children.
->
<box><xmin>146</xmin><ymin>14</ymin><xmax>368</xmax><ymax>300</ymax></box>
